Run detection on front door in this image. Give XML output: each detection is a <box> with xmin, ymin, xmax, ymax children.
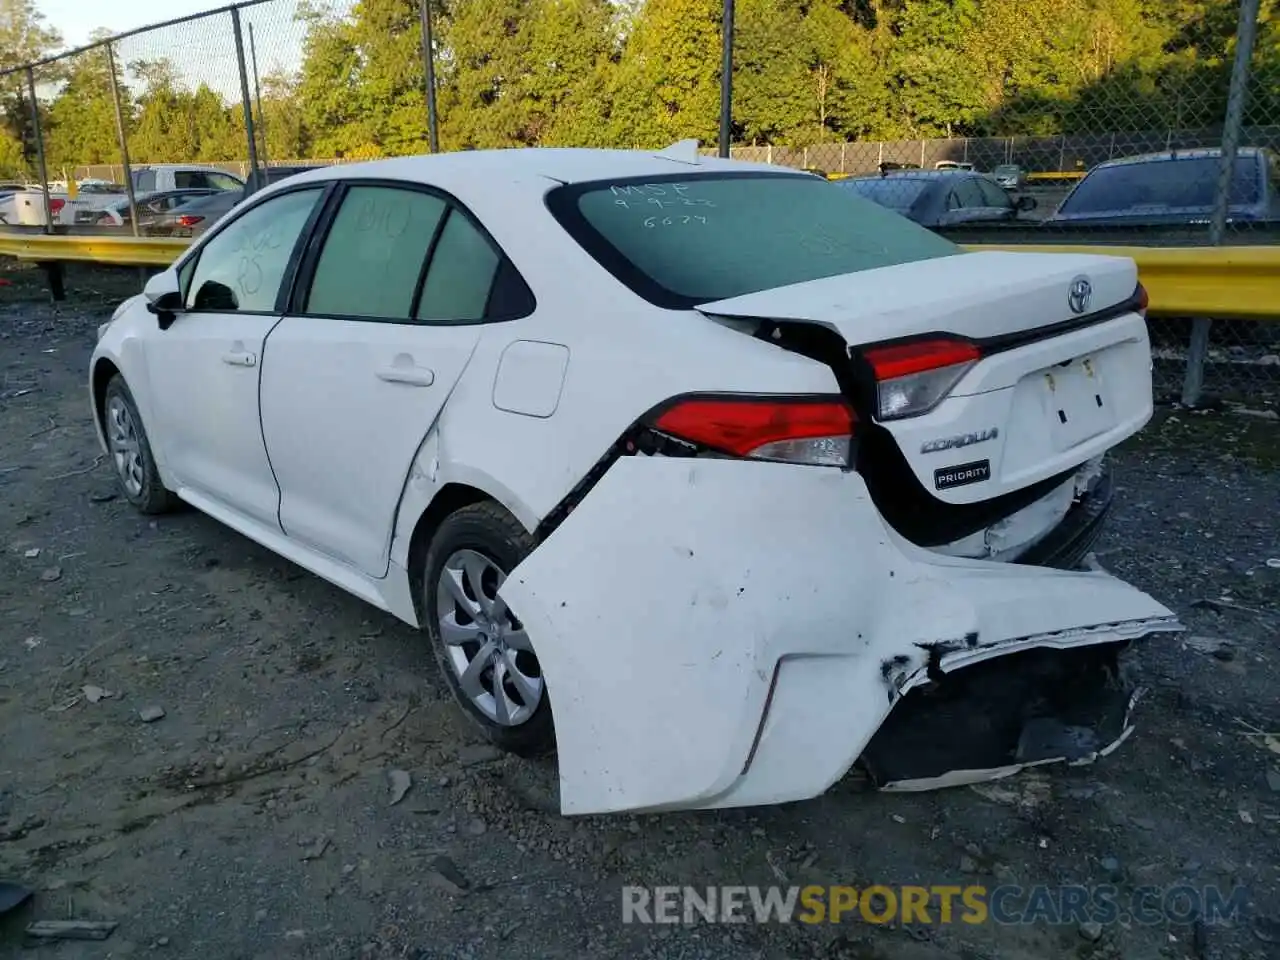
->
<box><xmin>144</xmin><ymin>186</ymin><xmax>325</xmax><ymax>528</ymax></box>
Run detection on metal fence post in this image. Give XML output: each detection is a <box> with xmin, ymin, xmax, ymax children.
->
<box><xmin>231</xmin><ymin>7</ymin><xmax>261</xmax><ymax>193</ymax></box>
<box><xmin>718</xmin><ymin>0</ymin><xmax>734</xmax><ymax>157</ymax></box>
<box><xmin>418</xmin><ymin>0</ymin><xmax>440</xmax><ymax>152</ymax></box>
<box><xmin>1180</xmin><ymin>0</ymin><xmax>1261</xmax><ymax>407</ymax></box>
<box><xmin>105</xmin><ymin>43</ymin><xmax>140</xmax><ymax>238</ymax></box>
<box><xmin>248</xmin><ymin>23</ymin><xmax>269</xmax><ymax>170</ymax></box>
<box><xmin>24</xmin><ymin>67</ymin><xmax>52</xmax><ymax>234</ymax></box>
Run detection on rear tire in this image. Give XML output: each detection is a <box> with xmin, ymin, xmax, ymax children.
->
<box><xmin>102</xmin><ymin>375</ymin><xmax>178</xmax><ymax>515</ymax></box>
<box><xmin>422</xmin><ymin>501</ymin><xmax>555</xmax><ymax>757</ymax></box>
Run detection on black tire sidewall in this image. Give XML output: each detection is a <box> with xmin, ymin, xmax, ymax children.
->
<box><xmin>422</xmin><ymin>503</ymin><xmax>554</xmax><ymax>757</ymax></box>
<box><xmin>103</xmin><ymin>375</ymin><xmax>173</xmax><ymax>514</ymax></box>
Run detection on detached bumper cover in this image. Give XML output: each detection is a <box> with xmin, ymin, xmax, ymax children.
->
<box><xmin>499</xmin><ymin>457</ymin><xmax>1180</xmax><ymax>816</ymax></box>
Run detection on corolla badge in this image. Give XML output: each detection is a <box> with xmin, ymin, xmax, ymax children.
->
<box><xmin>1068</xmin><ymin>275</ymin><xmax>1093</xmax><ymax>314</ymax></box>
<box><xmin>920</xmin><ymin>427</ymin><xmax>999</xmax><ymax>455</ymax></box>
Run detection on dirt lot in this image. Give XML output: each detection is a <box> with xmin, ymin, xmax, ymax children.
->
<box><xmin>1</xmin><ymin>264</ymin><xmax>1278</xmax><ymax>960</ymax></box>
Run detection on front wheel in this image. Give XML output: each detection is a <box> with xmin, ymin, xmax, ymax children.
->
<box><xmin>422</xmin><ymin>501</ymin><xmax>555</xmax><ymax>757</ymax></box>
<box><xmin>102</xmin><ymin>375</ymin><xmax>178</xmax><ymax>515</ymax></box>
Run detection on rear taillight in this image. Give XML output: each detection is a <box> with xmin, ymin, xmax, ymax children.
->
<box><xmin>177</xmin><ymin>215</ymin><xmax>204</xmax><ymax>227</ymax></box>
<box><xmin>49</xmin><ymin>198</ymin><xmax>65</xmax><ymax>214</ymax></box>
<box><xmin>650</xmin><ymin>395</ymin><xmax>855</xmax><ymax>467</ymax></box>
<box><xmin>1135</xmin><ymin>282</ymin><xmax>1149</xmax><ymax>317</ymax></box>
<box><xmin>863</xmin><ymin>337</ymin><xmax>981</xmax><ymax>421</ymax></box>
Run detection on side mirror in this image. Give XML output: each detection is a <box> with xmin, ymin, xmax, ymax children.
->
<box><xmin>1016</xmin><ymin>195</ymin><xmax>1038</xmax><ymax>212</ymax></box>
<box><xmin>143</xmin><ymin>271</ymin><xmax>183</xmax><ymax>330</ymax></box>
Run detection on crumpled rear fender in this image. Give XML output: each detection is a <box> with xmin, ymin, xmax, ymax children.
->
<box><xmin>498</xmin><ymin>456</ymin><xmax>1179</xmax><ymax>815</ymax></box>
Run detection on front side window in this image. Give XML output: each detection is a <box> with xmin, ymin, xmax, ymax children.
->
<box><xmin>134</xmin><ymin>169</ymin><xmax>156</xmax><ymax>193</ymax></box>
<box><xmin>306</xmin><ymin>186</ymin><xmax>447</xmax><ymax>320</ymax></box>
<box><xmin>184</xmin><ymin>188</ymin><xmax>322</xmax><ymax>313</ymax></box>
<box><xmin>548</xmin><ymin>173</ymin><xmax>958</xmax><ymax>309</ymax></box>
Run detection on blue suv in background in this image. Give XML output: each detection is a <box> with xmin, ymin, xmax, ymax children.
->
<box><xmin>1044</xmin><ymin>147</ymin><xmax>1279</xmax><ymax>226</ymax></box>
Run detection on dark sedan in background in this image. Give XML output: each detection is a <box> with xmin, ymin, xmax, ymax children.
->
<box><xmin>837</xmin><ymin>170</ymin><xmax>1037</xmax><ymax>227</ymax></box>
<box><xmin>146</xmin><ymin>164</ymin><xmax>327</xmax><ymax>237</ymax></box>
<box><xmin>1042</xmin><ymin>147</ymin><xmax>1280</xmax><ymax>226</ymax></box>
<box><xmin>78</xmin><ymin>188</ymin><xmax>223</xmax><ymax>228</ymax></box>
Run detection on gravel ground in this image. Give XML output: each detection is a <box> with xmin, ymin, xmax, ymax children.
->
<box><xmin>1</xmin><ymin>263</ymin><xmax>1278</xmax><ymax>960</ymax></box>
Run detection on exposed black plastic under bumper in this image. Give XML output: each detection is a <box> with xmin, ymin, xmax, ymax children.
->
<box><xmin>1014</xmin><ymin>467</ymin><xmax>1115</xmax><ymax>570</ymax></box>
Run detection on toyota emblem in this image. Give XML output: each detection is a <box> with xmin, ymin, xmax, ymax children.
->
<box><xmin>1068</xmin><ymin>276</ymin><xmax>1092</xmax><ymax>314</ymax></box>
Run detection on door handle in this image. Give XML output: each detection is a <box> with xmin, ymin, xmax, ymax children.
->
<box><xmin>221</xmin><ymin>351</ymin><xmax>257</xmax><ymax>367</ymax></box>
<box><xmin>376</xmin><ymin>365</ymin><xmax>435</xmax><ymax>387</ymax></box>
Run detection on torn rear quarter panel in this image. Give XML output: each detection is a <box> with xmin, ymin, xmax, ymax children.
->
<box><xmin>497</xmin><ymin>456</ymin><xmax>1180</xmax><ymax>816</ymax></box>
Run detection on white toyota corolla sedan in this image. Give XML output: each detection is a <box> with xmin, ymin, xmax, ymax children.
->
<box><xmin>89</xmin><ymin>144</ymin><xmax>1181</xmax><ymax>815</ymax></box>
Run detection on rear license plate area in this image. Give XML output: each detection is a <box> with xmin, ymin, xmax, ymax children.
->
<box><xmin>1042</xmin><ymin>356</ymin><xmax>1114</xmax><ymax>452</ymax></box>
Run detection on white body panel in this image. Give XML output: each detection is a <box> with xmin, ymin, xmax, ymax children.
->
<box><xmin>259</xmin><ymin>317</ymin><xmax>483</xmax><ymax>577</ymax></box>
<box><xmin>87</xmin><ymin>147</ymin><xmax>1176</xmax><ymax>819</ymax></box>
<box><xmin>143</xmin><ymin>312</ymin><xmax>281</xmax><ymax>527</ymax></box>
<box><xmin>499</xmin><ymin>456</ymin><xmax>1178</xmax><ymax>815</ymax></box>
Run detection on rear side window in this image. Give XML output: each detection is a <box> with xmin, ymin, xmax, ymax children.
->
<box><xmin>416</xmin><ymin>211</ymin><xmax>501</xmax><ymax>322</ymax></box>
<box><xmin>306</xmin><ymin>186</ymin><xmax>448</xmax><ymax>319</ymax></box>
<box><xmin>946</xmin><ymin>178</ymin><xmax>986</xmax><ymax>209</ymax></box>
<box><xmin>977</xmin><ymin>179</ymin><xmax>1012</xmax><ymax>208</ymax></box>
<box><xmin>1058</xmin><ymin>156</ymin><xmax>1260</xmax><ymax>214</ymax></box>
<box><xmin>548</xmin><ymin>173</ymin><xmax>958</xmax><ymax>309</ymax></box>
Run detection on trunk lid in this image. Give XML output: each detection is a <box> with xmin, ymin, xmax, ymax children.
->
<box><xmin>696</xmin><ymin>250</ymin><xmax>1137</xmax><ymax>346</ymax></box>
<box><xmin>697</xmin><ymin>249</ymin><xmax>1153</xmax><ymax>511</ymax></box>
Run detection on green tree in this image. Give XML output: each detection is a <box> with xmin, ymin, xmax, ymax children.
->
<box><xmin>732</xmin><ymin>0</ymin><xmax>810</xmax><ymax>144</ymax></box>
<box><xmin>520</xmin><ymin>0</ymin><xmax>618</xmax><ymax>146</ymax></box>
<box><xmin>607</xmin><ymin>0</ymin><xmax>722</xmax><ymax>147</ymax></box>
<box><xmin>0</xmin><ymin>0</ymin><xmax>62</xmax><ymax>178</ymax></box>
<box><xmin>803</xmin><ymin>0</ymin><xmax>892</xmax><ymax>140</ymax></box>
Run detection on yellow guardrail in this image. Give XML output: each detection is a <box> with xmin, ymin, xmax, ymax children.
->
<box><xmin>1025</xmin><ymin>171</ymin><xmax>1086</xmax><ymax>183</ymax></box>
<box><xmin>0</xmin><ymin>233</ymin><xmax>190</xmax><ymax>267</ymax></box>
<box><xmin>0</xmin><ymin>233</ymin><xmax>1276</xmax><ymax>321</ymax></box>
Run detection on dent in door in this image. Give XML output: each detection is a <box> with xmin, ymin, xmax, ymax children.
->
<box><xmin>491</xmin><ymin>341</ymin><xmax>570</xmax><ymax>418</ymax></box>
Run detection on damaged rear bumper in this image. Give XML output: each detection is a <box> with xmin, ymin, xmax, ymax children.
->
<box><xmin>499</xmin><ymin>457</ymin><xmax>1180</xmax><ymax>816</ymax></box>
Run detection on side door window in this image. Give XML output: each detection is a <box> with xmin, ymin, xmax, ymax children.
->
<box><xmin>977</xmin><ymin>178</ymin><xmax>1012</xmax><ymax>210</ymax></box>
<box><xmin>134</xmin><ymin>169</ymin><xmax>156</xmax><ymax>193</ymax></box>
<box><xmin>416</xmin><ymin>210</ymin><xmax>501</xmax><ymax>322</ymax></box>
<box><xmin>184</xmin><ymin>187</ymin><xmax>323</xmax><ymax>314</ymax></box>
<box><xmin>949</xmin><ymin>178</ymin><xmax>986</xmax><ymax>210</ymax></box>
<box><xmin>207</xmin><ymin>172</ymin><xmax>244</xmax><ymax>191</ymax></box>
<box><xmin>305</xmin><ymin>185</ymin><xmax>448</xmax><ymax>319</ymax></box>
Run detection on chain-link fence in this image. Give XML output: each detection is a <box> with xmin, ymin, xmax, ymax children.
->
<box><xmin>0</xmin><ymin>0</ymin><xmax>1276</xmax><ymax>405</ymax></box>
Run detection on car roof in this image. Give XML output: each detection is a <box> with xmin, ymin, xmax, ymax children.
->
<box><xmin>276</xmin><ymin>147</ymin><xmax>792</xmax><ymax>196</ymax></box>
<box><xmin>1092</xmin><ymin>147</ymin><xmax>1267</xmax><ymax>170</ymax></box>
<box><xmin>848</xmin><ymin>170</ymin><xmax>984</xmax><ymax>182</ymax></box>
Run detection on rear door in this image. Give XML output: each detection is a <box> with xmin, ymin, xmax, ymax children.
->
<box><xmin>260</xmin><ymin>181</ymin><xmax>533</xmax><ymax>577</ymax></box>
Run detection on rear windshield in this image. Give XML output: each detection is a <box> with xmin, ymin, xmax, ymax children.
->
<box><xmin>1058</xmin><ymin>156</ymin><xmax>1260</xmax><ymax>214</ymax></box>
<box><xmin>838</xmin><ymin>177</ymin><xmax>930</xmax><ymax>211</ymax></box>
<box><xmin>546</xmin><ymin>173</ymin><xmax>958</xmax><ymax>309</ymax></box>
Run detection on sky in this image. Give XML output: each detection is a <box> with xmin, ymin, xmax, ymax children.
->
<box><xmin>38</xmin><ymin>0</ymin><xmax>219</xmax><ymax>50</ymax></box>
<box><xmin>34</xmin><ymin>0</ymin><xmax>314</xmax><ymax>101</ymax></box>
